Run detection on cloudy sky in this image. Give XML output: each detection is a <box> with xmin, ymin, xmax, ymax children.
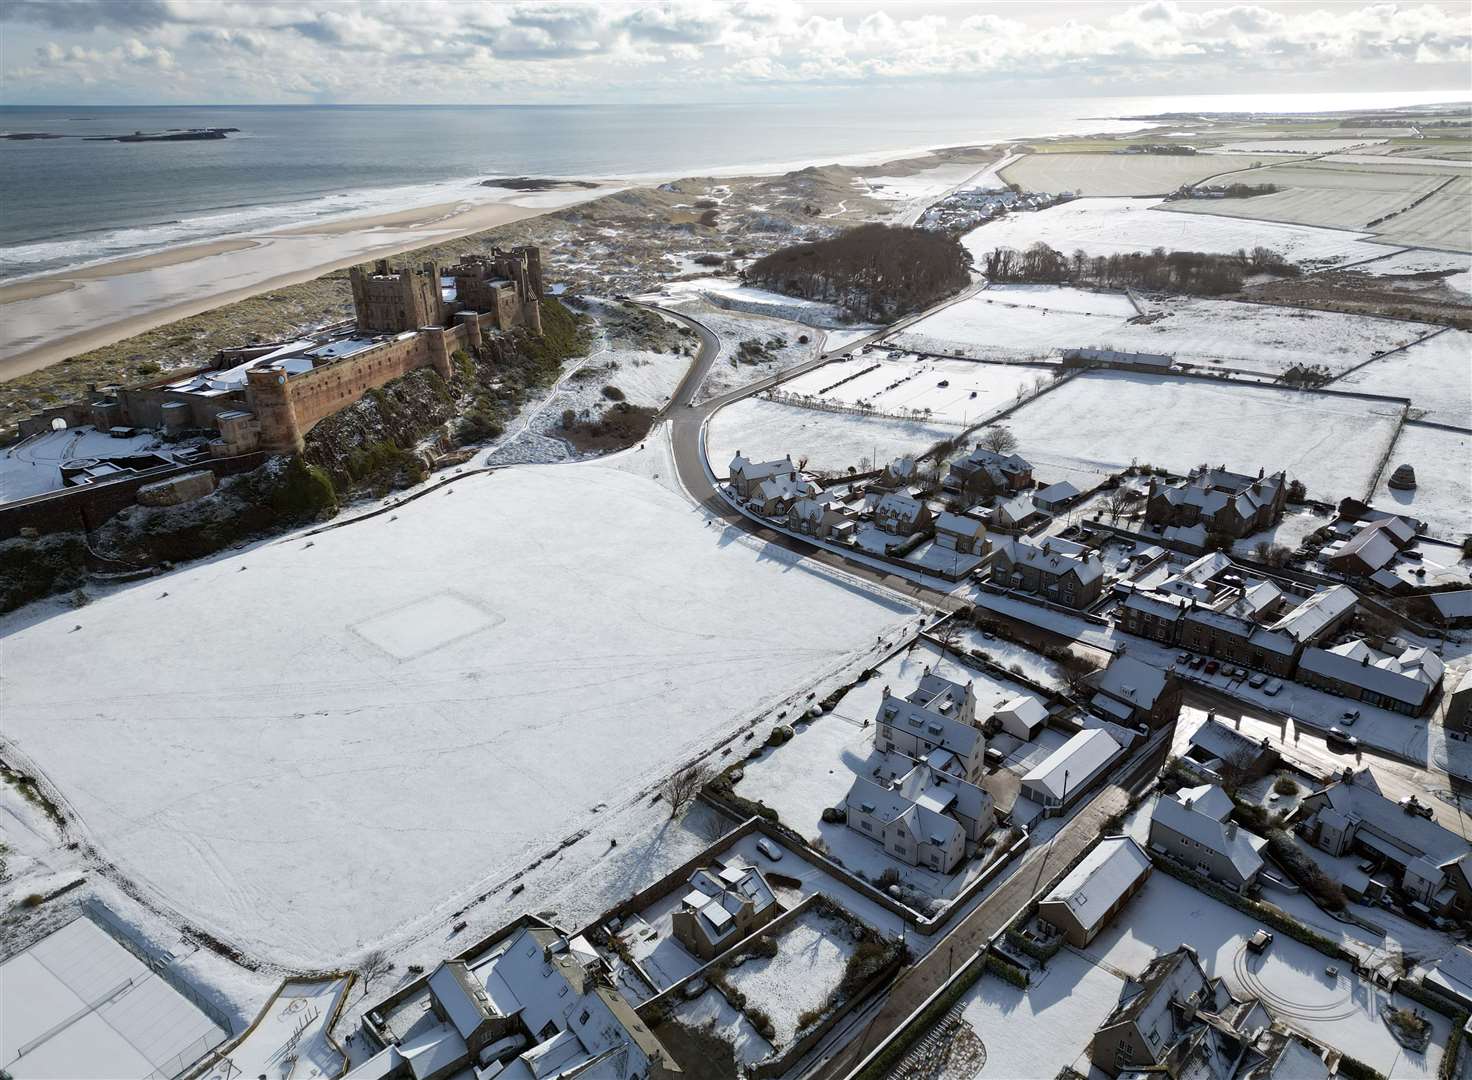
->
<box><xmin>1</xmin><ymin>0</ymin><xmax>1469</xmax><ymax>106</ymax></box>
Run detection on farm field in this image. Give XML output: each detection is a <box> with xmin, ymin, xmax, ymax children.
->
<box><xmin>893</xmin><ymin>284</ymin><xmax>1438</xmax><ymax>378</ymax></box>
<box><xmin>1373</xmin><ymin>175</ymin><xmax>1472</xmax><ymax>250</ymax></box>
<box><xmin>1353</xmin><ymin>248</ymin><xmax>1472</xmax><ymax>296</ymax></box>
<box><xmin>1336</xmin><ymin>330</ymin><xmax>1472</xmax><ymax>428</ymax></box>
<box><xmin>1210</xmin><ymin>137</ymin><xmax>1386</xmax><ymax>153</ymax></box>
<box><xmin>707</xmin><ymin>396</ymin><xmax>955</xmax><ymax>473</ymax></box>
<box><xmin>999</xmin><ymin>152</ymin><xmax>1256</xmax><ymax>196</ymax></box>
<box><xmin>1002</xmin><ymin>371</ymin><xmax>1403</xmax><ymax>501</ymax></box>
<box><xmin>961</xmin><ymin>197</ymin><xmax>1391</xmax><ymax>268</ymax></box>
<box><xmin>1371</xmin><ymin>422</ymin><xmax>1472</xmax><ymax>541</ymax></box>
<box><xmin>778</xmin><ymin>353</ymin><xmax>1048</xmax><ymax>425</ymax></box>
<box><xmin>0</xmin><ymin>459</ymin><xmax>915</xmax><ymax>967</ymax></box>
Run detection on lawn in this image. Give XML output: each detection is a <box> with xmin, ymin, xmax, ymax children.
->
<box><xmin>0</xmin><ymin>459</ymin><xmax>915</xmax><ymax>967</ymax></box>
<box><xmin>1001</xmin><ymin>370</ymin><xmax>1404</xmax><ymax>502</ymax></box>
<box><xmin>1371</xmin><ymin>421</ymin><xmax>1472</xmax><ymax>541</ymax></box>
<box><xmin>1337</xmin><ymin>330</ymin><xmax>1472</xmax><ymax>429</ymax></box>
<box><xmin>706</xmin><ymin>396</ymin><xmax>956</xmax><ymax>474</ymax></box>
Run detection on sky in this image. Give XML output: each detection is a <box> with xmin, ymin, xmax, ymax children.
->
<box><xmin>0</xmin><ymin>0</ymin><xmax>1469</xmax><ymax>106</ymax></box>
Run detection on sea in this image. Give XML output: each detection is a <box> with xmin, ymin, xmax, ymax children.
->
<box><xmin>0</xmin><ymin>90</ymin><xmax>1465</xmax><ymax>282</ymax></box>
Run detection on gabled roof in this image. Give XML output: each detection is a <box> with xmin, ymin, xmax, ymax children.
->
<box><xmin>1329</xmin><ymin>526</ymin><xmax>1398</xmax><ymax>572</ymax></box>
<box><xmin>1431</xmin><ymin>590</ymin><xmax>1472</xmax><ymax>620</ymax></box>
<box><xmin>846</xmin><ymin>773</ymin><xmax>963</xmax><ymax>849</ymax></box>
<box><xmin>1306</xmin><ymin>771</ymin><xmax>1470</xmax><ymax>871</ymax></box>
<box><xmin>995</xmin><ymin>493</ymin><xmax>1037</xmax><ymax>522</ymax></box>
<box><xmin>1042</xmin><ymin>835</ymin><xmax>1151</xmax><ymax>934</ymax></box>
<box><xmin>875</xmin><ymin>492</ymin><xmax>925</xmax><ymax>519</ymax></box>
<box><xmin>729</xmin><ymin>453</ymin><xmax>791</xmax><ymax>481</ymax></box>
<box><xmin>1151</xmin><ymin>791</ymin><xmax>1266</xmax><ymax>881</ymax></box>
<box><xmin>876</xmin><ymin>693</ymin><xmax>979</xmax><ymax>756</ymax></box>
<box><xmin>1271</xmin><ymin>585</ymin><xmax>1357</xmax><ymax>644</ymax></box>
<box><xmin>1189</xmin><ymin>718</ymin><xmax>1270</xmax><ymax>764</ymax></box>
<box><xmin>1021</xmin><ymin>728</ymin><xmax>1122</xmax><ymax>800</ymax></box>
<box><xmin>1095</xmin><ymin>655</ymin><xmax>1168</xmax><ymax>710</ymax></box>
<box><xmin>935</xmin><ymin>511</ymin><xmax>986</xmax><ymax>538</ymax></box>
<box><xmin>995</xmin><ymin>537</ymin><xmax>1103</xmax><ymax>585</ymax></box>
<box><xmin>682</xmin><ymin>863</ymin><xmax>777</xmax><ymax>942</ymax></box>
<box><xmin>1176</xmin><ymin>783</ymin><xmax>1234</xmax><ymax>822</ymax></box>
<box><xmin>1298</xmin><ymin>646</ymin><xmax>1436</xmax><ymax>708</ymax></box>
<box><xmin>995</xmin><ymin>694</ymin><xmax>1047</xmax><ymax>730</ymax></box>
<box><xmin>1035</xmin><ymin>480</ymin><xmax>1080</xmax><ymax>504</ymax></box>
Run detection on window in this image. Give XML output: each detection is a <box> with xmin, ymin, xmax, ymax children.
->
<box><xmin>861</xmin><ymin>820</ymin><xmax>872</xmax><ymax>833</ymax></box>
<box><xmin>579</xmin><ymin>1009</ymin><xmax>591</xmax><ymax>1026</ymax></box>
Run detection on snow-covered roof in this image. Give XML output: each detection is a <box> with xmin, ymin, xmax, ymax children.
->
<box><xmin>906</xmin><ymin>672</ymin><xmax>972</xmax><ymax>716</ymax></box>
<box><xmin>1271</xmin><ymin>585</ymin><xmax>1357</xmax><ymax>643</ymax></box>
<box><xmin>995</xmin><ymin>537</ymin><xmax>1103</xmax><ymax>585</ymax></box>
<box><xmin>1329</xmin><ymin>525</ymin><xmax>1398</xmax><ymax>572</ymax></box>
<box><xmin>876</xmin><ymin>492</ymin><xmax>925</xmax><ymax>521</ymax></box>
<box><xmin>1299</xmin><ymin>646</ymin><xmax>1438</xmax><ymax>708</ymax></box>
<box><xmin>935</xmin><ymin>511</ymin><xmax>985</xmax><ymax>538</ymax></box>
<box><xmin>1042</xmin><ymin>836</ymin><xmax>1151</xmax><ymax>934</ymax></box>
<box><xmin>1094</xmin><ymin>655</ymin><xmax>1168</xmax><ymax>710</ymax></box>
<box><xmin>1176</xmin><ymin>783</ymin><xmax>1233</xmax><ymax>822</ymax></box>
<box><xmin>1431</xmin><ymin>590</ymin><xmax>1472</xmax><ymax>620</ymax></box>
<box><xmin>1022</xmin><ymin>728</ymin><xmax>1122</xmax><ymax>801</ymax></box>
<box><xmin>847</xmin><ymin>773</ymin><xmax>963</xmax><ymax>849</ymax></box>
<box><xmin>1306</xmin><ymin>772</ymin><xmax>1470</xmax><ymax>873</ymax></box>
<box><xmin>1425</xmin><ymin>946</ymin><xmax>1472</xmax><ymax>1008</ymax></box>
<box><xmin>1151</xmin><ymin>790</ymin><xmax>1266</xmax><ymax>881</ymax></box>
<box><xmin>995</xmin><ymin>493</ymin><xmax>1036</xmax><ymax>522</ymax></box>
<box><xmin>1035</xmin><ymin>481</ymin><xmax>1080</xmax><ymax>504</ymax></box>
<box><xmin>682</xmin><ymin>863</ymin><xmax>777</xmax><ymax>942</ymax></box>
<box><xmin>427</xmin><ymin>961</ymin><xmax>492</xmax><ymax>1039</ymax></box>
<box><xmin>995</xmin><ymin>694</ymin><xmax>1047</xmax><ymax>730</ymax></box>
<box><xmin>729</xmin><ymin>453</ymin><xmax>791</xmax><ymax>481</ymax></box>
<box><xmin>876</xmin><ymin>693</ymin><xmax>979</xmax><ymax>756</ymax></box>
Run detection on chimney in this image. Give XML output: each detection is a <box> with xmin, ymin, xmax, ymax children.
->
<box><xmin>1225</xmin><ymin>821</ymin><xmax>1237</xmax><ymax>840</ymax></box>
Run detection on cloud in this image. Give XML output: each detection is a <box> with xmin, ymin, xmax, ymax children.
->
<box><xmin>2</xmin><ymin>0</ymin><xmax>1468</xmax><ymax>103</ymax></box>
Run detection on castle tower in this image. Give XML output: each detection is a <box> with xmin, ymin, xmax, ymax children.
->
<box><xmin>349</xmin><ymin>259</ymin><xmax>444</xmax><ymax>333</ymax></box>
<box><xmin>245</xmin><ymin>367</ymin><xmax>304</xmax><ymax>454</ymax></box>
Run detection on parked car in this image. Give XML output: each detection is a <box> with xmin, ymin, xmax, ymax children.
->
<box><xmin>1177</xmin><ymin>652</ymin><xmax>1191</xmax><ymax>664</ymax></box>
<box><xmin>1342</xmin><ymin>710</ymin><xmax>1359</xmax><ymax>726</ymax></box>
<box><xmin>1248</xmin><ymin>673</ymin><xmax>1268</xmax><ymax>689</ymax></box>
<box><xmin>1264</xmin><ymin>678</ymin><xmax>1284</xmax><ymax>696</ymax></box>
<box><xmin>937</xmin><ymin>380</ymin><xmax>950</xmax><ymax>387</ymax></box>
<box><xmin>1190</xmin><ymin>655</ymin><xmax>1206</xmax><ymax>669</ymax></box>
<box><xmin>1326</xmin><ymin>727</ymin><xmax>1359</xmax><ymax>751</ymax></box>
<box><xmin>755</xmin><ymin>838</ymin><xmax>783</xmax><ymax>861</ymax></box>
<box><xmin>1204</xmin><ymin>660</ymin><xmax>1219</xmax><ymax>675</ymax></box>
<box><xmin>1248</xmin><ymin>929</ymin><xmax>1274</xmax><ymax>953</ymax></box>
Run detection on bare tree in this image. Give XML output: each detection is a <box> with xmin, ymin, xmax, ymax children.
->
<box><xmin>359</xmin><ymin>949</ymin><xmax>392</xmax><ymax>996</ymax></box>
<box><xmin>1103</xmin><ymin>486</ymin><xmax>1140</xmax><ymax>524</ymax></box>
<box><xmin>662</xmin><ymin>764</ymin><xmax>712</xmax><ymax>819</ymax></box>
<box><xmin>933</xmin><ymin>615</ymin><xmax>963</xmax><ymax>659</ymax></box>
<box><xmin>978</xmin><ymin>426</ymin><xmax>1018</xmax><ymax>455</ymax></box>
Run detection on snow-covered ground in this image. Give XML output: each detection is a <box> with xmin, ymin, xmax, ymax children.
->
<box><xmin>200</xmin><ymin>977</ymin><xmax>350</xmax><ymax>1080</ymax></box>
<box><xmin>961</xmin><ymin>197</ymin><xmax>1392</xmax><ymax>268</ymax></box>
<box><xmin>1001</xmin><ymin>371</ymin><xmax>1404</xmax><ymax>502</ymax></box>
<box><xmin>1371</xmin><ymin>421</ymin><xmax>1472</xmax><ymax>541</ymax></box>
<box><xmin>778</xmin><ymin>352</ymin><xmax>1050</xmax><ymax>426</ymax></box>
<box><xmin>660</xmin><ymin>277</ymin><xmax>852</xmax><ymax>328</ymax></box>
<box><xmin>890</xmin><ymin>288</ymin><xmax>1134</xmax><ymax>361</ymax></box>
<box><xmin>681</xmin><ymin>303</ymin><xmax>825</xmax><ymax>402</ymax></box>
<box><xmin>1083</xmin><ymin>873</ymin><xmax>1449</xmax><ymax>1079</ymax></box>
<box><xmin>1354</xmin><ymin>249</ymin><xmax>1472</xmax><ymax>297</ymax></box>
<box><xmin>722</xmin><ymin>908</ymin><xmax>857</xmax><ymax>1050</ymax></box>
<box><xmin>1212</xmin><ymin>138</ymin><xmax>1385</xmax><ymax>154</ymax></box>
<box><xmin>673</xmin><ymin>987</ymin><xmax>774</xmax><ymax>1068</ymax></box>
<box><xmin>954</xmin><ymin>947</ymin><xmax>1126</xmax><ymax>1079</ymax></box>
<box><xmin>707</xmin><ymin>396</ymin><xmax>957</xmax><ymax>474</ymax></box>
<box><xmin>1336</xmin><ymin>330</ymin><xmax>1472</xmax><ymax>430</ymax></box>
<box><xmin>0</xmin><ymin>458</ymin><xmax>917</xmax><ymax>967</ymax></box>
<box><xmin>1231</xmin><ymin>506</ymin><xmax>1330</xmax><ymax>559</ymax></box>
<box><xmin>1</xmin><ymin>426</ymin><xmax>186</xmax><ymax>504</ymax></box>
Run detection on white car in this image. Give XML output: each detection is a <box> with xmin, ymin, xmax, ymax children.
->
<box><xmin>1264</xmin><ymin>678</ymin><xmax>1284</xmax><ymax>696</ymax></box>
<box><xmin>755</xmin><ymin>838</ymin><xmax>783</xmax><ymax>861</ymax></box>
<box><xmin>1248</xmin><ymin>673</ymin><xmax>1268</xmax><ymax>689</ymax></box>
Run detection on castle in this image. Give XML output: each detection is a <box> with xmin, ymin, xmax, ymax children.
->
<box><xmin>18</xmin><ymin>246</ymin><xmax>546</xmax><ymax>457</ymax></box>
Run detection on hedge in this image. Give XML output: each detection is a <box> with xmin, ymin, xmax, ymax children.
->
<box><xmin>1005</xmin><ymin>927</ymin><xmax>1063</xmax><ymax>962</ymax></box>
<box><xmin>1337</xmin><ymin>1054</ymin><xmax>1388</xmax><ymax>1080</ymax></box>
<box><xmin>1392</xmin><ymin>979</ymin><xmax>1469</xmax><ymax>1080</ymax></box>
<box><xmin>984</xmin><ymin>951</ymin><xmax>1029</xmax><ymax>988</ymax></box>
<box><xmin>1150</xmin><ymin>857</ymin><xmax>1357</xmax><ymax>963</ymax></box>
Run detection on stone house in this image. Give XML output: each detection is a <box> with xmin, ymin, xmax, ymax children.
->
<box><xmin>1446</xmin><ymin>669</ymin><xmax>1472</xmax><ymax>737</ymax></box>
<box><xmin>787</xmin><ymin>497</ymin><xmax>855</xmax><ymax>541</ymax></box>
<box><xmin>844</xmin><ymin>762</ymin><xmax>994</xmax><ymax>875</ymax></box>
<box><xmin>670</xmin><ymin>862</ymin><xmax>779</xmax><ymax>961</ymax></box>
<box><xmin>990</xmin><ymin>537</ymin><xmax>1105</xmax><ymax>608</ymax></box>
<box><xmin>1298</xmin><ymin>769</ymin><xmax>1471</xmax><ymax>918</ymax></box>
<box><xmin>947</xmin><ymin>446</ymin><xmax>1033</xmax><ymax>495</ymax></box>
<box><xmin>1037</xmin><ymin>836</ymin><xmax>1152</xmax><ymax>947</ymax></box>
<box><xmin>1145</xmin><ymin>468</ymin><xmax>1286</xmax><ymax>541</ymax></box>
<box><xmin>873</xmin><ymin>491</ymin><xmax>932</xmax><ymax>535</ymax></box>
<box><xmin>747</xmin><ymin>471</ymin><xmax>817</xmax><ymax>517</ymax></box>
<box><xmin>1034</xmin><ymin>480</ymin><xmax>1081</xmax><ymax>513</ymax></box>
<box><xmin>728</xmin><ymin>452</ymin><xmax>795</xmax><ymax>499</ymax></box>
<box><xmin>1089</xmin><ymin>655</ymin><xmax>1182</xmax><ymax>731</ymax></box>
<box><xmin>1296</xmin><ymin>641</ymin><xmax>1443</xmax><ymax>716</ymax></box>
<box><xmin>991</xmin><ymin>493</ymin><xmax>1040</xmax><ymax>532</ymax></box>
<box><xmin>1147</xmin><ymin>784</ymin><xmax>1265</xmax><ymax>892</ymax></box>
<box><xmin>874</xmin><ymin>672</ymin><xmax>984</xmax><ymax>783</ymax></box>
<box><xmin>934</xmin><ymin>511</ymin><xmax>987</xmax><ymax>555</ymax></box>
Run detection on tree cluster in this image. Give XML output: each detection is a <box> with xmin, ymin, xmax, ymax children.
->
<box><xmin>744</xmin><ymin>224</ymin><xmax>970</xmax><ymax>320</ymax></box>
<box><xmin>980</xmin><ymin>242</ymin><xmax>1299</xmax><ymax>297</ymax></box>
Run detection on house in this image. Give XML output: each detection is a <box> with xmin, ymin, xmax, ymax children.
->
<box><xmin>1145</xmin><ymin>468</ymin><xmax>1286</xmax><ymax>541</ymax></box>
<box><xmin>874</xmin><ymin>674</ymin><xmax>984</xmax><ymax>783</ymax></box>
<box><xmin>873</xmin><ymin>492</ymin><xmax>932</xmax><ymax>535</ymax></box>
<box><xmin>1037</xmin><ymin>836</ymin><xmax>1152</xmax><ymax>947</ymax></box>
<box><xmin>357</xmin><ymin>923</ymin><xmax>681</xmax><ymax>1080</ymax></box>
<box><xmin>1298</xmin><ymin>769</ymin><xmax>1471</xmax><ymax>918</ymax></box>
<box><xmin>877</xmin><ymin>455</ymin><xmax>919</xmax><ymax>490</ymax></box>
<box><xmin>1446</xmin><ymin>668</ymin><xmax>1472</xmax><ymax>737</ymax></box>
<box><xmin>845</xmin><ymin>762</ymin><xmax>994</xmax><ymax>874</ymax></box>
<box><xmin>1062</xmin><ymin>348</ymin><xmax>1174</xmax><ymax>373</ymax></box>
<box><xmin>947</xmin><ymin>446</ymin><xmax>1033</xmax><ymax>495</ymax></box>
<box><xmin>728</xmin><ymin>452</ymin><xmax>794</xmax><ymax>498</ymax></box>
<box><xmin>1297</xmin><ymin>641</ymin><xmax>1444</xmax><ymax>716</ymax></box>
<box><xmin>1020</xmin><ymin>728</ymin><xmax>1123</xmax><ymax>813</ymax></box>
<box><xmin>990</xmin><ymin>537</ymin><xmax>1105</xmax><ymax>608</ymax></box>
<box><xmin>1429</xmin><ymin>590</ymin><xmax>1472</xmax><ymax>629</ymax></box>
<box><xmin>1091</xmin><ymin>655</ymin><xmax>1182</xmax><ymax>730</ymax></box>
<box><xmin>670</xmin><ymin>862</ymin><xmax>779</xmax><ymax>961</ymax></box>
<box><xmin>1034</xmin><ymin>480</ymin><xmax>1081</xmax><ymax>513</ymax></box>
<box><xmin>993</xmin><ymin>694</ymin><xmax>1048</xmax><ymax>739</ymax></box>
<box><xmin>991</xmin><ymin>492</ymin><xmax>1041</xmax><ymax>532</ymax></box>
<box><xmin>934</xmin><ymin>511</ymin><xmax>987</xmax><ymax>555</ymax></box>
<box><xmin>1424</xmin><ymin>946</ymin><xmax>1472</xmax><ymax>1010</ymax></box>
<box><xmin>1148</xmin><ymin>784</ymin><xmax>1266</xmax><ymax>892</ymax></box>
<box><xmin>1183</xmin><ymin>719</ymin><xmax>1277</xmax><ymax>785</ymax></box>
<box><xmin>1268</xmin><ymin>585</ymin><xmax>1358</xmax><ymax>648</ymax></box>
<box><xmin>1322</xmin><ymin>518</ymin><xmax>1406</xmax><ymax>577</ymax></box>
<box><xmin>787</xmin><ymin>497</ymin><xmax>855</xmax><ymax>541</ymax></box>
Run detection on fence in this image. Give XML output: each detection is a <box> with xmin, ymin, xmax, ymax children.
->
<box><xmin>145</xmin><ymin>1031</ymin><xmax>232</xmax><ymax>1080</ymax></box>
<box><xmin>83</xmin><ymin>900</ymin><xmax>236</xmax><ymax>1038</ymax></box>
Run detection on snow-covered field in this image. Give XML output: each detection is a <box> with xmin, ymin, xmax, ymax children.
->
<box><xmin>707</xmin><ymin>396</ymin><xmax>956</xmax><ymax>474</ymax></box>
<box><xmin>1371</xmin><ymin>422</ymin><xmax>1472</xmax><ymax>541</ymax></box>
<box><xmin>722</xmin><ymin>908</ymin><xmax>857</xmax><ymax>1049</ymax></box>
<box><xmin>660</xmin><ymin>277</ymin><xmax>852</xmax><ymax>328</ymax></box>
<box><xmin>1354</xmin><ymin>249</ymin><xmax>1472</xmax><ymax>296</ymax></box>
<box><xmin>890</xmin><ymin>288</ymin><xmax>1134</xmax><ymax>361</ymax></box>
<box><xmin>1165</xmin><ymin>165</ymin><xmax>1451</xmax><ymax>234</ymax></box>
<box><xmin>999</xmin><ymin>152</ymin><xmax>1252</xmax><ymax>196</ymax></box>
<box><xmin>955</xmin><ymin>947</ymin><xmax>1125</xmax><ymax>1079</ymax></box>
<box><xmin>1211</xmin><ymin>138</ymin><xmax>1385</xmax><ymax>154</ymax></box>
<box><xmin>1002</xmin><ymin>371</ymin><xmax>1404</xmax><ymax>501</ymax></box>
<box><xmin>1084</xmin><ymin>874</ymin><xmax>1449</xmax><ymax>1078</ymax></box>
<box><xmin>0</xmin><ymin>461</ymin><xmax>915</xmax><ymax>967</ymax></box>
<box><xmin>684</xmin><ymin>303</ymin><xmax>825</xmax><ymax>402</ymax></box>
<box><xmin>1336</xmin><ymin>330</ymin><xmax>1472</xmax><ymax>429</ymax></box>
<box><xmin>779</xmin><ymin>352</ymin><xmax>1049</xmax><ymax>425</ymax></box>
<box><xmin>858</xmin><ymin>161</ymin><xmax>994</xmax><ymax>204</ymax></box>
<box><xmin>961</xmin><ymin>197</ymin><xmax>1391</xmax><ymax>268</ymax></box>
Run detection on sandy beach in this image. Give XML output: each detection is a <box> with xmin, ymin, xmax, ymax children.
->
<box><xmin>0</xmin><ymin>186</ymin><xmax>616</xmax><ymax>382</ymax></box>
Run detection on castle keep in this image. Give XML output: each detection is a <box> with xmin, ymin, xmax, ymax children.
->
<box><xmin>19</xmin><ymin>246</ymin><xmax>546</xmax><ymax>457</ymax></box>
